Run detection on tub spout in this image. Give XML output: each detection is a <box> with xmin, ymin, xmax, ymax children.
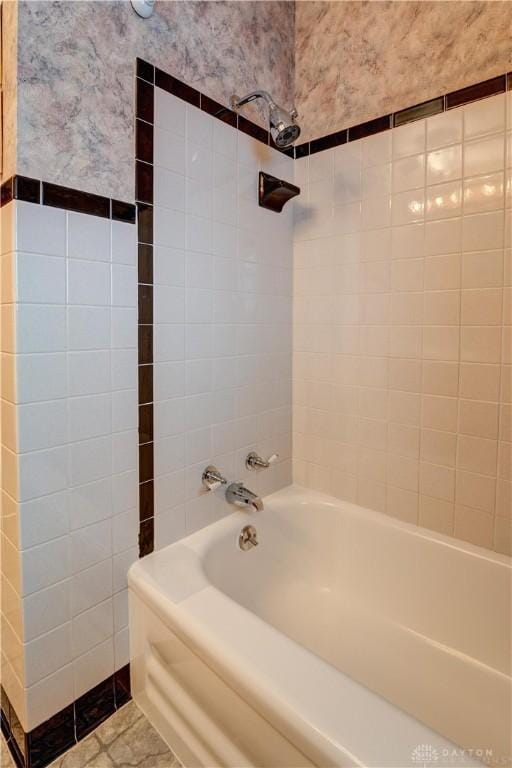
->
<box><xmin>226</xmin><ymin>482</ymin><xmax>264</xmax><ymax>512</ymax></box>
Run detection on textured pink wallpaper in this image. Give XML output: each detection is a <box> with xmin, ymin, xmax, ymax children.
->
<box><xmin>13</xmin><ymin>0</ymin><xmax>295</xmax><ymax>199</ymax></box>
<box><xmin>295</xmin><ymin>1</ymin><xmax>512</xmax><ymax>142</ymax></box>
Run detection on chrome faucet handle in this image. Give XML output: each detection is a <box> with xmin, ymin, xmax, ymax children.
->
<box><xmin>246</xmin><ymin>451</ymin><xmax>279</xmax><ymax>470</ymax></box>
<box><xmin>202</xmin><ymin>465</ymin><xmax>227</xmax><ymax>491</ymax></box>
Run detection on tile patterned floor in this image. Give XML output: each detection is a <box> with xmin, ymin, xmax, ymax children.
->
<box><xmin>1</xmin><ymin>735</ymin><xmax>14</xmax><ymax>768</ymax></box>
<box><xmin>1</xmin><ymin>702</ymin><xmax>180</xmax><ymax>768</ymax></box>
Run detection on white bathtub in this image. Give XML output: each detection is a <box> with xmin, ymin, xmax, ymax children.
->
<box><xmin>128</xmin><ymin>486</ymin><xmax>511</xmax><ymax>768</ymax></box>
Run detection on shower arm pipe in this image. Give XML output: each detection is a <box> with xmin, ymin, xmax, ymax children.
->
<box><xmin>231</xmin><ymin>90</ymin><xmax>277</xmax><ymax>111</ymax></box>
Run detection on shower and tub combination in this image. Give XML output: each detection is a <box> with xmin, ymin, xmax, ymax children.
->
<box><xmin>129</xmin><ymin>65</ymin><xmax>512</xmax><ymax>768</ymax></box>
<box><xmin>1</xmin><ymin>4</ymin><xmax>511</xmax><ymax>768</ymax></box>
<box><xmin>130</xmin><ymin>484</ymin><xmax>510</xmax><ymax>767</ymax></box>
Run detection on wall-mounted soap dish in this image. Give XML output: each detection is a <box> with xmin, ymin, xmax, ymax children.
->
<box><xmin>259</xmin><ymin>172</ymin><xmax>300</xmax><ymax>213</ymax></box>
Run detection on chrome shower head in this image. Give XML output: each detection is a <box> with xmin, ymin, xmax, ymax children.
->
<box><xmin>230</xmin><ymin>90</ymin><xmax>301</xmax><ymax>148</ymax></box>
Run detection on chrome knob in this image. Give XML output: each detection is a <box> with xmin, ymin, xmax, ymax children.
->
<box><xmin>202</xmin><ymin>465</ymin><xmax>227</xmax><ymax>491</ymax></box>
<box><xmin>246</xmin><ymin>451</ymin><xmax>279</xmax><ymax>470</ymax></box>
<box><xmin>239</xmin><ymin>525</ymin><xmax>259</xmax><ymax>551</ymax></box>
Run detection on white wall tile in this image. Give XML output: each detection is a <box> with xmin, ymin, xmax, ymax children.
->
<box><xmin>292</xmin><ymin>100</ymin><xmax>507</xmax><ymax>552</ymax></box>
<box><xmin>70</xmin><ymin>519</ymin><xmax>112</xmax><ymax>574</ymax></box>
<box><xmin>464</xmin><ymin>134</ymin><xmax>505</xmax><ymax>177</ymax></box>
<box><xmin>68</xmin><ymin>306</ymin><xmax>110</xmax><ymax>350</ymax></box>
<box><xmin>3</xmin><ymin>200</ymin><xmax>141</xmax><ymax>726</ymax></box>
<box><xmin>68</xmin><ymin>259</ymin><xmax>110</xmax><ymax>306</ymax></box>
<box><xmin>22</xmin><ymin>579</ymin><xmax>71</xmax><ymax>642</ymax></box>
<box><xmin>111</xmin><ymin>307</ymin><xmax>137</xmax><ymax>349</ymax></box>
<box><xmin>25</xmin><ymin>664</ymin><xmax>74</xmax><ymax>732</ymax></box>
<box><xmin>16</xmin><ymin>252</ymin><xmax>66</xmax><ymax>304</ymax></box>
<box><xmin>21</xmin><ymin>535</ymin><xmax>70</xmax><ymax>596</ymax></box>
<box><xmin>16</xmin><ymin>305</ymin><xmax>66</xmax><ymax>353</ymax></box>
<box><xmin>464</xmin><ymin>94</ymin><xmax>506</xmax><ymax>140</ymax></box>
<box><xmin>16</xmin><ymin>201</ymin><xmax>66</xmax><ymax>257</ymax></box>
<box><xmin>69</xmin><ymin>394</ymin><xmax>111</xmax><ymax>441</ymax></box>
<box><xmin>25</xmin><ymin>622</ymin><xmax>72</xmax><ymax>686</ymax></box>
<box><xmin>18</xmin><ymin>446</ymin><xmax>68</xmax><ymax>501</ymax></box>
<box><xmin>69</xmin><ymin>351</ymin><xmax>111</xmax><ymax>396</ymax></box>
<box><xmin>73</xmin><ymin>637</ymin><xmax>114</xmax><ymax>700</ymax></box>
<box><xmin>427</xmin><ymin>109</ymin><xmax>463</xmax><ymax>150</ymax></box>
<box><xmin>18</xmin><ymin>492</ymin><xmax>68</xmax><ymax>550</ymax></box>
<box><xmin>111</xmin><ymin>220</ymin><xmax>137</xmax><ymax>265</ymax></box>
<box><xmin>68</xmin><ymin>478</ymin><xmax>112</xmax><ymax>530</ymax></box>
<box><xmin>69</xmin><ymin>435</ymin><xmax>112</xmax><ymax>486</ymax></box>
<box><xmin>71</xmin><ymin>558</ymin><xmax>112</xmax><ymax>617</ymax></box>
<box><xmin>72</xmin><ymin>598</ymin><xmax>113</xmax><ymax>658</ymax></box>
<box><xmin>112</xmin><ymin>507</ymin><xmax>138</xmax><ymax>554</ymax></box>
<box><xmin>15</xmin><ymin>353</ymin><xmax>67</xmax><ymax>403</ymax></box>
<box><xmin>154</xmin><ymin>127</ymin><xmax>186</xmax><ymax>175</ymax></box>
<box><xmin>67</xmin><ymin>212</ymin><xmax>110</xmax><ymax>261</ymax></box>
<box><xmin>155</xmin><ymin>90</ymin><xmax>186</xmax><ymax>134</ymax></box>
<box><xmin>154</xmin><ymin>166</ymin><xmax>186</xmax><ymax>211</ymax></box>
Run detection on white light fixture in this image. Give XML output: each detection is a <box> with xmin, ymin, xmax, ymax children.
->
<box><xmin>131</xmin><ymin>0</ymin><xmax>155</xmax><ymax>18</ymax></box>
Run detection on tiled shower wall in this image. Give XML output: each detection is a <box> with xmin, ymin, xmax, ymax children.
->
<box><xmin>151</xmin><ymin>87</ymin><xmax>293</xmax><ymax>547</ymax></box>
<box><xmin>293</xmin><ymin>92</ymin><xmax>511</xmax><ymax>554</ymax></box>
<box><xmin>0</xmin><ymin>200</ymin><xmax>138</xmax><ymax>730</ymax></box>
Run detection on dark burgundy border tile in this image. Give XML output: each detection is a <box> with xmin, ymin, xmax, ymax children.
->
<box><xmin>26</xmin><ymin>705</ymin><xmax>75</xmax><ymax>768</ymax></box>
<box><xmin>136</xmin><ymin>58</ymin><xmax>154</xmax><ymax>84</ymax></box>
<box><xmin>136</xmin><ymin>119</ymin><xmax>154</xmax><ymax>164</ymax></box>
<box><xmin>111</xmin><ymin>199</ymin><xmax>136</xmax><ymax>223</ymax></box>
<box><xmin>139</xmin><ymin>517</ymin><xmax>154</xmax><ymax>557</ymax></box>
<box><xmin>138</xmin><ymin>244</ymin><xmax>153</xmax><ymax>284</ymax></box>
<box><xmin>138</xmin><ymin>284</ymin><xmax>153</xmax><ymax>325</ymax></box>
<box><xmin>138</xmin><ymin>324</ymin><xmax>153</xmax><ymax>365</ymax></box>
<box><xmin>309</xmin><ymin>129</ymin><xmax>347</xmax><ymax>156</ymax></box>
<box><xmin>508</xmin><ymin>72</ymin><xmax>512</xmax><ymax>90</ymax></box>
<box><xmin>348</xmin><ymin>114</ymin><xmax>392</xmax><ymax>142</ymax></box>
<box><xmin>237</xmin><ymin>114</ymin><xmax>269</xmax><ymax>145</ymax></box>
<box><xmin>139</xmin><ymin>442</ymin><xmax>154</xmax><ymax>483</ymax></box>
<box><xmin>13</xmin><ymin>175</ymin><xmax>41</xmax><ymax>204</ymax></box>
<box><xmin>43</xmin><ymin>182</ymin><xmax>110</xmax><ymax>218</ymax></box>
<box><xmin>0</xmin><ymin>177</ymin><xmax>13</xmax><ymax>206</ymax></box>
<box><xmin>137</xmin><ymin>203</ymin><xmax>153</xmax><ymax>244</ymax></box>
<box><xmin>155</xmin><ymin>67</ymin><xmax>200</xmax><ymax>107</ymax></box>
<box><xmin>135</xmin><ymin>161</ymin><xmax>153</xmax><ymax>204</ymax></box>
<box><xmin>294</xmin><ymin>142</ymin><xmax>309</xmax><ymax>159</ymax></box>
<box><xmin>75</xmin><ymin>678</ymin><xmax>115</xmax><ymax>742</ymax></box>
<box><xmin>136</xmin><ymin>78</ymin><xmax>154</xmax><ymax>123</ymax></box>
<box><xmin>138</xmin><ymin>364</ymin><xmax>153</xmax><ymax>405</ymax></box>
<box><xmin>139</xmin><ymin>480</ymin><xmax>154</xmax><ymax>522</ymax></box>
<box><xmin>446</xmin><ymin>74</ymin><xmax>506</xmax><ymax>109</ymax></box>
<box><xmin>2</xmin><ymin>669</ymin><xmax>131</xmax><ymax>768</ymax></box>
<box><xmin>393</xmin><ymin>96</ymin><xmax>444</xmax><ymax>127</ymax></box>
<box><xmin>2</xmin><ymin>175</ymin><xmax>134</xmax><ymax>222</ymax></box>
<box><xmin>139</xmin><ymin>403</ymin><xmax>154</xmax><ymax>444</ymax></box>
<box><xmin>200</xmin><ymin>93</ymin><xmax>237</xmax><ymax>128</ymax></box>
<box><xmin>114</xmin><ymin>665</ymin><xmax>131</xmax><ymax>709</ymax></box>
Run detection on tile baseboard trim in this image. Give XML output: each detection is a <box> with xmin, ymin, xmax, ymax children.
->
<box><xmin>0</xmin><ymin>176</ymin><xmax>136</xmax><ymax>223</ymax></box>
<box><xmin>294</xmin><ymin>71</ymin><xmax>511</xmax><ymax>158</ymax></box>
<box><xmin>0</xmin><ymin>665</ymin><xmax>131</xmax><ymax>768</ymax></box>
